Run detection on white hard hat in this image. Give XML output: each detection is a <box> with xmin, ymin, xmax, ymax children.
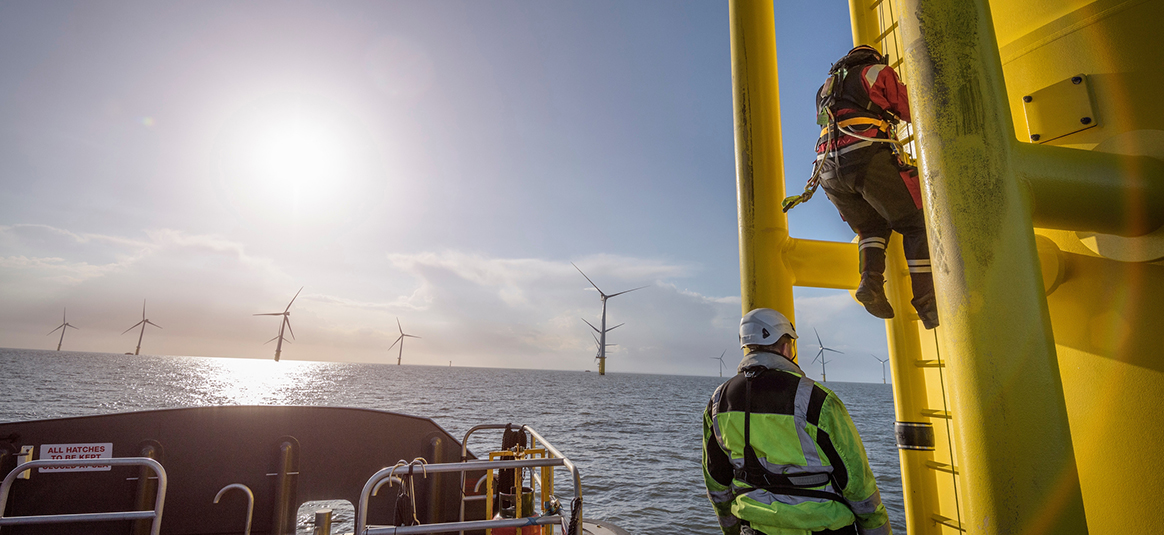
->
<box><xmin>740</xmin><ymin>308</ymin><xmax>797</xmax><ymax>348</ymax></box>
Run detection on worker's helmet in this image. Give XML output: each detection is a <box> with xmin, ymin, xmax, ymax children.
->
<box><xmin>740</xmin><ymin>308</ymin><xmax>798</xmax><ymax>349</ymax></box>
<box><xmin>845</xmin><ymin>45</ymin><xmax>887</xmax><ymax>66</ymax></box>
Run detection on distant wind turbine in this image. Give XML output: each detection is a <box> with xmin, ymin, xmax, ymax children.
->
<box><xmin>811</xmin><ymin>328</ymin><xmax>844</xmax><ymax>382</ymax></box>
<box><xmin>388</xmin><ymin>317</ymin><xmax>421</xmax><ymax>365</ymax></box>
<box><xmin>46</xmin><ymin>308</ymin><xmax>78</xmax><ymax>351</ymax></box>
<box><xmin>573</xmin><ymin>262</ymin><xmax>646</xmax><ymax>376</ymax></box>
<box><xmin>711</xmin><ymin>350</ymin><xmax>728</xmax><ymax>378</ymax></box>
<box><xmin>254</xmin><ymin>287</ymin><xmax>302</xmax><ymax>362</ymax></box>
<box><xmin>122</xmin><ymin>300</ymin><xmax>162</xmax><ymax>356</ymax></box>
<box><xmin>872</xmin><ymin>354</ymin><xmax>890</xmax><ymax>384</ymax></box>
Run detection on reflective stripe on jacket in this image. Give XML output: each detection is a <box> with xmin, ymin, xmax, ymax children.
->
<box><xmin>703</xmin><ymin>351</ymin><xmax>891</xmax><ymax>535</ymax></box>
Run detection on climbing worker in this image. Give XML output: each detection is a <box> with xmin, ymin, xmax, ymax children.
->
<box><xmin>703</xmin><ymin>308</ymin><xmax>891</xmax><ymax>535</ymax></box>
<box><xmin>785</xmin><ymin>44</ymin><xmax>937</xmax><ymax>329</ymax></box>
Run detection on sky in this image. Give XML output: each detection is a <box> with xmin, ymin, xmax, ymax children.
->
<box><xmin>0</xmin><ymin>1</ymin><xmax>894</xmax><ymax>381</ymax></box>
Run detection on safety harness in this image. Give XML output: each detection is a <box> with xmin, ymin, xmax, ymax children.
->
<box><xmin>731</xmin><ymin>368</ymin><xmax>854</xmax><ymax>510</ymax></box>
<box><xmin>782</xmin><ymin>50</ymin><xmax>911</xmax><ymax>213</ymax></box>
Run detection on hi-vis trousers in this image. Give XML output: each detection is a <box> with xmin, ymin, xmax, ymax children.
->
<box><xmin>819</xmin><ymin>146</ymin><xmax>934</xmax><ymax>311</ymax></box>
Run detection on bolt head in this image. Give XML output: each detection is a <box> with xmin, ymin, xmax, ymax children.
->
<box><xmin>1081</xmin><ymin>117</ymin><xmax>1093</xmax><ymax>125</ymax></box>
<box><xmin>1022</xmin><ymin>95</ymin><xmax>1033</xmax><ymax>103</ymax></box>
<box><xmin>1072</xmin><ymin>76</ymin><xmax>1083</xmax><ymax>84</ymax></box>
<box><xmin>1030</xmin><ymin>134</ymin><xmax>1041</xmax><ymax>141</ymax></box>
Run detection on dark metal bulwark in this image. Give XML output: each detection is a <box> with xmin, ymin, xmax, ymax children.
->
<box><xmin>0</xmin><ymin>406</ymin><xmax>482</xmax><ymax>535</ymax></box>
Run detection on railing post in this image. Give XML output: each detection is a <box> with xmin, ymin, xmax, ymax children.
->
<box><xmin>271</xmin><ymin>437</ymin><xmax>300</xmax><ymax>535</ymax></box>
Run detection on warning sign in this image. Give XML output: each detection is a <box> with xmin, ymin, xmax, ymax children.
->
<box><xmin>38</xmin><ymin>443</ymin><xmax>113</xmax><ymax>472</ymax></box>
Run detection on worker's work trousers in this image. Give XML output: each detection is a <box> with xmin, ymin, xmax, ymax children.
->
<box><xmin>819</xmin><ymin>146</ymin><xmax>934</xmax><ymax>311</ymax></box>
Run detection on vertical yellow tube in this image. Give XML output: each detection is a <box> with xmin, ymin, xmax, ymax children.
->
<box><xmin>729</xmin><ymin>0</ymin><xmax>795</xmax><ymax>330</ymax></box>
<box><xmin>882</xmin><ymin>237</ymin><xmax>944</xmax><ymax>533</ymax></box>
<box><xmin>898</xmin><ymin>0</ymin><xmax>1087</xmax><ymax>533</ymax></box>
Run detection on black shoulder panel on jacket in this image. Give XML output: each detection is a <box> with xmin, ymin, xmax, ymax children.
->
<box><xmin>714</xmin><ymin>370</ymin><xmax>801</xmax><ymax>416</ymax></box>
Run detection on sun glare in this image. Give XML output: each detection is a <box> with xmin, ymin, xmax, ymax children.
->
<box><xmin>214</xmin><ymin>93</ymin><xmax>383</xmax><ymax>233</ymax></box>
<box><xmin>198</xmin><ymin>357</ymin><xmax>323</xmax><ymax>405</ymax></box>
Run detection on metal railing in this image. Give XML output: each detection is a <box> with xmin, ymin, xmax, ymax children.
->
<box><xmin>356</xmin><ymin>424</ymin><xmax>582</xmax><ymax>535</ymax></box>
<box><xmin>0</xmin><ymin>457</ymin><xmax>167</xmax><ymax>535</ymax></box>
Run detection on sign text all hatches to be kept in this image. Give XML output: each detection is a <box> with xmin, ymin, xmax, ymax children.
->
<box><xmin>38</xmin><ymin>443</ymin><xmax>113</xmax><ymax>472</ymax></box>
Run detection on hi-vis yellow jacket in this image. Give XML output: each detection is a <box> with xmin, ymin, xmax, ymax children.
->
<box><xmin>702</xmin><ymin>351</ymin><xmax>891</xmax><ymax>535</ymax></box>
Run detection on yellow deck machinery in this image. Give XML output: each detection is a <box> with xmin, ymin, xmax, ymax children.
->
<box><xmin>729</xmin><ymin>0</ymin><xmax>1164</xmax><ymax>533</ymax></box>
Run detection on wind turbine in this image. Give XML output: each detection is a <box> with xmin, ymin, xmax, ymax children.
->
<box><xmin>811</xmin><ymin>328</ymin><xmax>844</xmax><ymax>382</ymax></box>
<box><xmin>711</xmin><ymin>350</ymin><xmax>728</xmax><ymax>378</ymax></box>
<box><xmin>573</xmin><ymin>263</ymin><xmax>645</xmax><ymax>376</ymax></box>
<box><xmin>872</xmin><ymin>354</ymin><xmax>890</xmax><ymax>384</ymax></box>
<box><xmin>387</xmin><ymin>317</ymin><xmax>420</xmax><ymax>365</ymax></box>
<box><xmin>46</xmin><ymin>308</ymin><xmax>78</xmax><ymax>351</ymax></box>
<box><xmin>254</xmin><ymin>287</ymin><xmax>302</xmax><ymax>362</ymax></box>
<box><xmin>122</xmin><ymin>300</ymin><xmax>162</xmax><ymax>356</ymax></box>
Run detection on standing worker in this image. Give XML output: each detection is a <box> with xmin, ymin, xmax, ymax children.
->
<box><xmin>786</xmin><ymin>45</ymin><xmax>937</xmax><ymax>329</ymax></box>
<box><xmin>703</xmin><ymin>308</ymin><xmax>891</xmax><ymax>535</ymax></box>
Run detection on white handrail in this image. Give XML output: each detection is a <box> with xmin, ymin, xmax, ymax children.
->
<box><xmin>0</xmin><ymin>457</ymin><xmax>167</xmax><ymax>535</ymax></box>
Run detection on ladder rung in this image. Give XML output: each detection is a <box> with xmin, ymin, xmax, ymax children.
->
<box><xmin>915</xmin><ymin>360</ymin><xmax>945</xmax><ymax>368</ymax></box>
<box><xmin>925</xmin><ymin>460</ymin><xmax>958</xmax><ymax>475</ymax></box>
<box><xmin>921</xmin><ymin>409</ymin><xmax>951</xmax><ymax>419</ymax></box>
<box><xmin>932</xmin><ymin>514</ymin><xmax>965</xmax><ymax>531</ymax></box>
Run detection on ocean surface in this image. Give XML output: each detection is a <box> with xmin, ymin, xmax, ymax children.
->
<box><xmin>0</xmin><ymin>348</ymin><xmax>904</xmax><ymax>534</ymax></box>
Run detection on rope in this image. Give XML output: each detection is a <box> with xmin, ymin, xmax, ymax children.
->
<box><xmin>931</xmin><ymin>329</ymin><xmax>964</xmax><ymax>530</ymax></box>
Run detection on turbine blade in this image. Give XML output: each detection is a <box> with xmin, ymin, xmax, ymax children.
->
<box><xmin>607</xmin><ymin>322</ymin><xmax>624</xmax><ymax>332</ymax></box>
<box><xmin>47</xmin><ymin>324</ymin><xmax>64</xmax><ymax>336</ymax></box>
<box><xmin>720</xmin><ymin>349</ymin><xmax>728</xmax><ymax>359</ymax></box>
<box><xmin>122</xmin><ymin>321</ymin><xmax>145</xmax><ymax>334</ymax></box>
<box><xmin>814</xmin><ymin>327</ymin><xmax>824</xmax><ymax>348</ymax></box>
<box><xmin>387</xmin><ymin>336</ymin><xmax>402</xmax><ymax>351</ymax></box>
<box><xmin>608</xmin><ymin>285</ymin><xmax>648</xmax><ymax>298</ymax></box>
<box><xmin>284</xmin><ymin>318</ymin><xmax>295</xmax><ymax>340</ymax></box>
<box><xmin>66</xmin><ymin>324</ymin><xmax>78</xmax><ymax>330</ymax></box>
<box><xmin>397</xmin><ymin>317</ymin><xmax>403</xmax><ymax>335</ymax></box>
<box><xmin>254</xmin><ymin>312</ymin><xmax>284</xmax><ymax>316</ymax></box>
<box><xmin>581</xmin><ymin>318</ymin><xmax>601</xmax><ymax>333</ymax></box>
<box><xmin>824</xmin><ymin>348</ymin><xmax>844</xmax><ymax>354</ymax></box>
<box><xmin>265</xmin><ymin>335</ymin><xmax>280</xmax><ymax>344</ymax></box>
<box><xmin>571</xmin><ymin>263</ymin><xmax>605</xmax><ymax>296</ymax></box>
<box><xmin>285</xmin><ymin>286</ymin><xmax>303</xmax><ymax>312</ymax></box>
<box><xmin>146</xmin><ymin>320</ymin><xmax>162</xmax><ymax>329</ymax></box>
<box><xmin>142</xmin><ymin>299</ymin><xmax>147</xmax><ymax>319</ymax></box>
<box><xmin>404</xmin><ymin>334</ymin><xmax>421</xmax><ymax>339</ymax></box>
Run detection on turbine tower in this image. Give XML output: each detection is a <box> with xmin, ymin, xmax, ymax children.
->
<box><xmin>811</xmin><ymin>328</ymin><xmax>844</xmax><ymax>382</ymax></box>
<box><xmin>872</xmin><ymin>354</ymin><xmax>890</xmax><ymax>384</ymax></box>
<box><xmin>388</xmin><ymin>317</ymin><xmax>420</xmax><ymax>365</ymax></box>
<box><xmin>573</xmin><ymin>262</ymin><xmax>645</xmax><ymax>376</ymax></box>
<box><xmin>122</xmin><ymin>300</ymin><xmax>162</xmax><ymax>355</ymax></box>
<box><xmin>254</xmin><ymin>287</ymin><xmax>302</xmax><ymax>362</ymax></box>
<box><xmin>46</xmin><ymin>308</ymin><xmax>78</xmax><ymax>351</ymax></box>
<box><xmin>711</xmin><ymin>349</ymin><xmax>728</xmax><ymax>378</ymax></box>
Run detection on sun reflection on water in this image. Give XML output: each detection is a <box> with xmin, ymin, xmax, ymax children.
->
<box><xmin>192</xmin><ymin>357</ymin><xmax>332</xmax><ymax>405</ymax></box>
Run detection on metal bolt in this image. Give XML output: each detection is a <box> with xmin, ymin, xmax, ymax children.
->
<box><xmin>1030</xmin><ymin>134</ymin><xmax>1041</xmax><ymax>141</ymax></box>
<box><xmin>1081</xmin><ymin>117</ymin><xmax>1092</xmax><ymax>125</ymax></box>
<box><xmin>1022</xmin><ymin>95</ymin><xmax>1032</xmax><ymax>103</ymax></box>
<box><xmin>1072</xmin><ymin>76</ymin><xmax>1083</xmax><ymax>84</ymax></box>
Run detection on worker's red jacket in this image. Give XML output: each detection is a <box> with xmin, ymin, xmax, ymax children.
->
<box><xmin>816</xmin><ymin>64</ymin><xmax>911</xmax><ymax>154</ymax></box>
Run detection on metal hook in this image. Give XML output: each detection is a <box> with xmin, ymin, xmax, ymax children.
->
<box><xmin>213</xmin><ymin>483</ymin><xmax>254</xmax><ymax>535</ymax></box>
<box><xmin>373</xmin><ymin>461</ymin><xmax>410</xmax><ymax>497</ymax></box>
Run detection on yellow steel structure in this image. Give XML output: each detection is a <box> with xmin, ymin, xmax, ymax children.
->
<box><xmin>731</xmin><ymin>0</ymin><xmax>1164</xmax><ymax>534</ymax></box>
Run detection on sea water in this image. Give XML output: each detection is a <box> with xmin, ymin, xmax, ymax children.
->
<box><xmin>0</xmin><ymin>348</ymin><xmax>904</xmax><ymax>534</ymax></box>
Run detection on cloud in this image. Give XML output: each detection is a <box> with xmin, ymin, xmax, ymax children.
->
<box><xmin>0</xmin><ymin>224</ymin><xmax>888</xmax><ymax>379</ymax></box>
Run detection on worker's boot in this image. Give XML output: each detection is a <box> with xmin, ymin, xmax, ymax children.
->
<box><xmin>910</xmin><ymin>272</ymin><xmax>939</xmax><ymax>329</ymax></box>
<box><xmin>855</xmin><ymin>272</ymin><xmax>894</xmax><ymax>319</ymax></box>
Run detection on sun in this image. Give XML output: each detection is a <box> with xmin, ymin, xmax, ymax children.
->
<box><xmin>213</xmin><ymin>93</ymin><xmax>383</xmax><ymax>233</ymax></box>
